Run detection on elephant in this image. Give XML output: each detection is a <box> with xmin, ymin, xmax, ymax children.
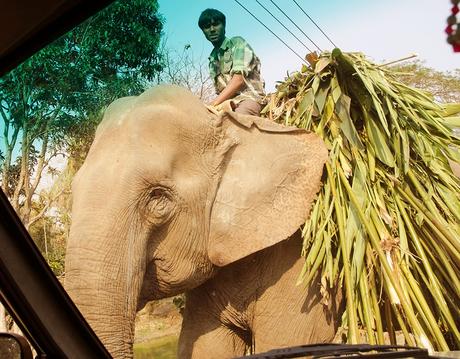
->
<box><xmin>65</xmin><ymin>84</ymin><xmax>341</xmax><ymax>358</ymax></box>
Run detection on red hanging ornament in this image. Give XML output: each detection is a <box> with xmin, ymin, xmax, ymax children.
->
<box><xmin>447</xmin><ymin>1</ymin><xmax>460</xmax><ymax>52</ymax></box>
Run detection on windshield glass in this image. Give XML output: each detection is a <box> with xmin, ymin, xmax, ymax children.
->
<box><xmin>0</xmin><ymin>0</ymin><xmax>179</xmax><ymax>356</ymax></box>
<box><xmin>1</xmin><ymin>1</ymin><xmax>459</xmax><ymax>358</ymax></box>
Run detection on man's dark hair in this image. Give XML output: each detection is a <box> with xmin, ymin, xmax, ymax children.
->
<box><xmin>198</xmin><ymin>8</ymin><xmax>226</xmax><ymax>29</ymax></box>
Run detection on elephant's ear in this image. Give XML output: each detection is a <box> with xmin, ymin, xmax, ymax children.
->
<box><xmin>208</xmin><ymin>111</ymin><xmax>328</xmax><ymax>266</ymax></box>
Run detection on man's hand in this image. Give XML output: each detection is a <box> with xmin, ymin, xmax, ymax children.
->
<box><xmin>211</xmin><ymin>74</ymin><xmax>246</xmax><ymax>106</ymax></box>
<box><xmin>206</xmin><ymin>100</ymin><xmax>235</xmax><ymax>114</ymax></box>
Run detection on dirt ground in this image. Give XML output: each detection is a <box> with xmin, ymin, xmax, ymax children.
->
<box><xmin>134</xmin><ymin>298</ymin><xmax>183</xmax><ymax>344</ymax></box>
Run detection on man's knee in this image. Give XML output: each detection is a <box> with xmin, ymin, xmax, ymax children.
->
<box><xmin>234</xmin><ymin>100</ymin><xmax>261</xmax><ymax>116</ymax></box>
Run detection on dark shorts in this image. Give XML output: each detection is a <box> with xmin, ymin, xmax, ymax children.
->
<box><xmin>234</xmin><ymin>99</ymin><xmax>261</xmax><ymax>116</ymax></box>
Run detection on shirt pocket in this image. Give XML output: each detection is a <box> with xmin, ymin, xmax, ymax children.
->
<box><xmin>211</xmin><ymin>60</ymin><xmax>220</xmax><ymax>78</ymax></box>
<box><xmin>222</xmin><ymin>52</ymin><xmax>233</xmax><ymax>74</ymax></box>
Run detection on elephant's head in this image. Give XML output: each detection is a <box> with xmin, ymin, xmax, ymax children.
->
<box><xmin>65</xmin><ymin>85</ymin><xmax>328</xmax><ymax>358</ymax></box>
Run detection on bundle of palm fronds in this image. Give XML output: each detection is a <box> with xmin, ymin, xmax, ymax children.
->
<box><xmin>262</xmin><ymin>49</ymin><xmax>460</xmax><ymax>351</ymax></box>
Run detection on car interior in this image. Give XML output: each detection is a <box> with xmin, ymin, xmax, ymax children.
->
<box><xmin>1</xmin><ymin>1</ymin><xmax>114</xmax><ymax>357</ymax></box>
<box><xmin>0</xmin><ymin>1</ymin><xmax>455</xmax><ymax>358</ymax></box>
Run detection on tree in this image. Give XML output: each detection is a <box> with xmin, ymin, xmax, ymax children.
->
<box><xmin>0</xmin><ymin>0</ymin><xmax>164</xmax><ymax>228</ymax></box>
<box><xmin>154</xmin><ymin>40</ymin><xmax>215</xmax><ymax>102</ymax></box>
<box><xmin>0</xmin><ymin>0</ymin><xmax>165</xmax><ymax>334</ymax></box>
<box><xmin>391</xmin><ymin>60</ymin><xmax>460</xmax><ymax>103</ymax></box>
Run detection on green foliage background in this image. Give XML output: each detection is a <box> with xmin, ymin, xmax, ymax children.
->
<box><xmin>0</xmin><ymin>0</ymin><xmax>164</xmax><ymax>275</ymax></box>
<box><xmin>264</xmin><ymin>52</ymin><xmax>460</xmax><ymax>351</ymax></box>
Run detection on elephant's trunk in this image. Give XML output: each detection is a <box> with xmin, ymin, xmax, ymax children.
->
<box><xmin>65</xmin><ymin>211</ymin><xmax>147</xmax><ymax>359</ymax></box>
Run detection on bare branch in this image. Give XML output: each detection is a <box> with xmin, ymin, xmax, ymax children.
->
<box><xmin>30</xmin><ymin>133</ymin><xmax>49</xmax><ymax>195</ymax></box>
<box><xmin>154</xmin><ymin>40</ymin><xmax>214</xmax><ymax>102</ymax></box>
<box><xmin>26</xmin><ymin>187</ymin><xmax>69</xmax><ymax>230</ymax></box>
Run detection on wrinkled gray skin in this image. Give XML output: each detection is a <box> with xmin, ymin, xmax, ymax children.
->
<box><xmin>65</xmin><ymin>85</ymin><xmax>339</xmax><ymax>358</ymax></box>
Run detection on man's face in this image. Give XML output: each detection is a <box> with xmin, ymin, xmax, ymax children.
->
<box><xmin>202</xmin><ymin>20</ymin><xmax>225</xmax><ymax>47</ymax></box>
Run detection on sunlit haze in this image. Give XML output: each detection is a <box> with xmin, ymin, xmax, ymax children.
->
<box><xmin>158</xmin><ymin>0</ymin><xmax>459</xmax><ymax>92</ymax></box>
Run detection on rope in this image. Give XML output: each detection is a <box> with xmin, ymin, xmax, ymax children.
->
<box><xmin>255</xmin><ymin>0</ymin><xmax>313</xmax><ymax>53</ymax></box>
<box><xmin>233</xmin><ymin>0</ymin><xmax>309</xmax><ymax>65</ymax></box>
<box><xmin>267</xmin><ymin>0</ymin><xmax>322</xmax><ymax>52</ymax></box>
<box><xmin>292</xmin><ymin>0</ymin><xmax>337</xmax><ymax>48</ymax></box>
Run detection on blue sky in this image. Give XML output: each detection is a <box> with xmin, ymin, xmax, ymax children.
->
<box><xmin>158</xmin><ymin>0</ymin><xmax>459</xmax><ymax>92</ymax></box>
<box><xmin>3</xmin><ymin>0</ymin><xmax>458</xmax><ymax>186</ymax></box>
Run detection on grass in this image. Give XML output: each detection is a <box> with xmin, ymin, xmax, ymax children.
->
<box><xmin>134</xmin><ymin>335</ymin><xmax>178</xmax><ymax>359</ymax></box>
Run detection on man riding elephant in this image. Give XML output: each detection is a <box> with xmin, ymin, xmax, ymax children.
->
<box><xmin>65</xmin><ymin>85</ymin><xmax>339</xmax><ymax>358</ymax></box>
<box><xmin>199</xmin><ymin>8</ymin><xmax>266</xmax><ymax>116</ymax></box>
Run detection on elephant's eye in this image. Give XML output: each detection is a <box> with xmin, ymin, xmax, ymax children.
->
<box><xmin>145</xmin><ymin>187</ymin><xmax>174</xmax><ymax>224</ymax></box>
<box><xmin>150</xmin><ymin>188</ymin><xmax>164</xmax><ymax>199</ymax></box>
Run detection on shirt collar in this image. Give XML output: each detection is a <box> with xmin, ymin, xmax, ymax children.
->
<box><xmin>210</xmin><ymin>37</ymin><xmax>231</xmax><ymax>59</ymax></box>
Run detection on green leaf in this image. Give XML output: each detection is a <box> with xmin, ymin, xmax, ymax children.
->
<box><xmin>335</xmin><ymin>94</ymin><xmax>364</xmax><ymax>149</ymax></box>
<box><xmin>314</xmin><ymin>81</ymin><xmax>331</xmax><ymax>114</ymax></box>
<box><xmin>314</xmin><ymin>57</ymin><xmax>331</xmax><ymax>74</ymax></box>
<box><xmin>440</xmin><ymin>116</ymin><xmax>460</xmax><ymax>128</ymax></box>
<box><xmin>347</xmin><ymin>160</ymin><xmax>368</xmax><ymax>282</ymax></box>
<box><xmin>331</xmin><ymin>75</ymin><xmax>342</xmax><ymax>103</ymax></box>
<box><xmin>365</xmin><ymin>110</ymin><xmax>395</xmax><ymax>167</ymax></box>
<box><xmin>293</xmin><ymin>88</ymin><xmax>315</xmax><ymax>125</ymax></box>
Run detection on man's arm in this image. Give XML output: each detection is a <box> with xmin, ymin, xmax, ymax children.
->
<box><xmin>210</xmin><ymin>74</ymin><xmax>245</xmax><ymax>106</ymax></box>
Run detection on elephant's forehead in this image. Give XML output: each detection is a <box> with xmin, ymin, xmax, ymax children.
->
<box><xmin>83</xmin><ymin>103</ymin><xmax>213</xmax><ymax>179</ymax></box>
<box><xmin>98</xmin><ymin>102</ymin><xmax>211</xmax><ymax>143</ymax></box>
<box><xmin>134</xmin><ymin>104</ymin><xmax>206</xmax><ymax>130</ymax></box>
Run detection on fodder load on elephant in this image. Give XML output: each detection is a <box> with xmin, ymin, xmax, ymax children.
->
<box><xmin>262</xmin><ymin>48</ymin><xmax>460</xmax><ymax>352</ymax></box>
<box><xmin>65</xmin><ymin>84</ymin><xmax>338</xmax><ymax>359</ymax></box>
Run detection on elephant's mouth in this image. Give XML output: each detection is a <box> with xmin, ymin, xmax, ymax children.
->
<box><xmin>140</xmin><ymin>255</ymin><xmax>179</xmax><ymax>300</ymax></box>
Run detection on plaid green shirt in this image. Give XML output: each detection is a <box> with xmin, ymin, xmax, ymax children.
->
<box><xmin>209</xmin><ymin>36</ymin><xmax>265</xmax><ymax>103</ymax></box>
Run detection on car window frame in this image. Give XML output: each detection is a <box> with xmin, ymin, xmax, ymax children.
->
<box><xmin>0</xmin><ymin>1</ymin><xmax>116</xmax><ymax>356</ymax></box>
